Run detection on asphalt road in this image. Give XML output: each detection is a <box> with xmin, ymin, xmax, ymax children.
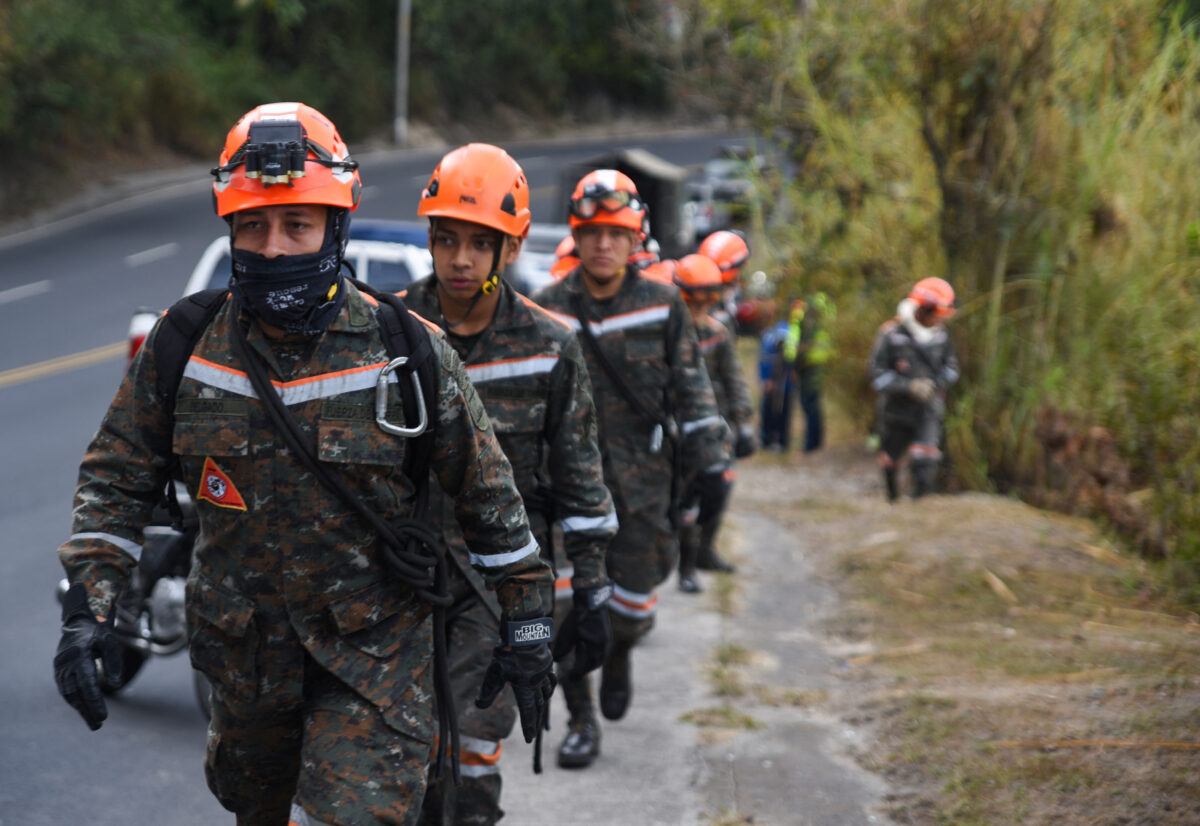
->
<box><xmin>0</xmin><ymin>130</ymin><xmax>768</xmax><ymax>823</ymax></box>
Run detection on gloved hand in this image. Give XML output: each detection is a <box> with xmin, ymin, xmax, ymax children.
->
<box><xmin>734</xmin><ymin>426</ymin><xmax>758</xmax><ymax>459</ymax></box>
<box><xmin>552</xmin><ymin>582</ymin><xmax>613</xmax><ymax>680</ymax></box>
<box><xmin>909</xmin><ymin>377</ymin><xmax>935</xmax><ymax>403</ymax></box>
<box><xmin>476</xmin><ymin>615</ymin><xmax>556</xmax><ymax>743</ymax></box>
<box><xmin>53</xmin><ymin>582</ymin><xmax>123</xmax><ymax>731</ymax></box>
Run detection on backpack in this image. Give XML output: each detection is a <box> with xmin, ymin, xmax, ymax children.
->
<box><xmin>151</xmin><ymin>280</ymin><xmax>438</xmax><ymax>483</ymax></box>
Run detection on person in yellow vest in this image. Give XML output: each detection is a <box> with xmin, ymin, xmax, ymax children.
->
<box><xmin>783</xmin><ymin>292</ymin><xmax>835</xmax><ymax>453</ymax></box>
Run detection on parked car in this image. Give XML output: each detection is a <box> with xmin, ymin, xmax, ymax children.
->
<box><xmin>128</xmin><ymin>219</ymin><xmax>433</xmax><ymax>359</ymax></box>
<box><xmin>509</xmin><ymin>222</ymin><xmax>571</xmax><ymax>297</ymax></box>
<box><xmin>687</xmin><ymin>146</ymin><xmax>768</xmax><ymax>241</ymax></box>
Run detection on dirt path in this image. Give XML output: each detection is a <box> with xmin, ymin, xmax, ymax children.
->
<box><xmin>501</xmin><ymin>445</ymin><xmax>896</xmax><ymax>825</ymax></box>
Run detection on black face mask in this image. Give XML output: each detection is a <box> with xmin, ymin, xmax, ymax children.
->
<box><xmin>228</xmin><ymin>209</ymin><xmax>350</xmax><ymax>336</ymax></box>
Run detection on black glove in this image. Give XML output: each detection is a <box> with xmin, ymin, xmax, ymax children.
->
<box><xmin>475</xmin><ymin>615</ymin><xmax>556</xmax><ymax>743</ymax></box>
<box><xmin>734</xmin><ymin>426</ymin><xmax>757</xmax><ymax>459</ymax></box>
<box><xmin>552</xmin><ymin>582</ymin><xmax>613</xmax><ymax>680</ymax></box>
<box><xmin>54</xmin><ymin>582</ymin><xmax>123</xmax><ymax>731</ymax></box>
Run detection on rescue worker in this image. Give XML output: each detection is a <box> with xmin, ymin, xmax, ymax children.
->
<box><xmin>400</xmin><ymin>144</ymin><xmax>616</xmax><ymax>823</ymax></box>
<box><xmin>533</xmin><ymin>170</ymin><xmax>729</xmax><ymax>768</ymax></box>
<box><xmin>758</xmin><ymin>314</ymin><xmax>793</xmax><ymax>451</ymax></box>
<box><xmin>698</xmin><ymin>229</ymin><xmax>750</xmax><ymax>335</ymax></box>
<box><xmin>52</xmin><ymin>103</ymin><xmax>554</xmax><ymax>826</ymax></box>
<box><xmin>869</xmin><ymin>277</ymin><xmax>960</xmax><ymax>501</ymax></box>
<box><xmin>783</xmin><ymin>292</ymin><xmax>836</xmax><ymax>453</ymax></box>
<box><xmin>672</xmin><ymin>255</ymin><xmax>756</xmax><ymax>591</ymax></box>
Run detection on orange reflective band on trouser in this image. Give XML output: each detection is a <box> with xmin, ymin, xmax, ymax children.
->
<box><xmin>459</xmin><ymin>736</ymin><xmax>502</xmax><ymax>778</ymax></box>
<box><xmin>609</xmin><ymin>584</ymin><xmax>658</xmax><ymax>620</ymax></box>
<box><xmin>909</xmin><ymin>443</ymin><xmax>942</xmax><ymax>460</ymax></box>
<box><xmin>723</xmin><ymin>468</ymin><xmax>738</xmax><ymax>483</ymax></box>
<box><xmin>555</xmin><ymin>565</ymin><xmax>575</xmax><ymax>601</ymax></box>
<box><xmin>878</xmin><ymin>452</ymin><xmax>896</xmax><ymax>469</ymax></box>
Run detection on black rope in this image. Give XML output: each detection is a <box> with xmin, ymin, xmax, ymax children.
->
<box><xmin>229</xmin><ymin>313</ymin><xmax>461</xmax><ymax>784</ymax></box>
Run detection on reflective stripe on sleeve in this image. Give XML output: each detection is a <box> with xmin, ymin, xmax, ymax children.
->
<box><xmin>466</xmin><ymin>355</ymin><xmax>559</xmax><ymax>384</ymax></box>
<box><xmin>468</xmin><ymin>536</ymin><xmax>539</xmax><ymax>568</ymax></box>
<box><xmin>560</xmin><ymin>511</ymin><xmax>619</xmax><ymax>534</ymax></box>
<box><xmin>872</xmin><ymin>373</ymin><xmax>898</xmax><ymax>392</ymax></box>
<box><xmin>609</xmin><ymin>583</ymin><xmax>658</xmax><ymax>619</ymax></box>
<box><xmin>69</xmin><ymin>532</ymin><xmax>142</xmax><ymax>562</ymax></box>
<box><xmin>183</xmin><ymin>356</ymin><xmax>397</xmax><ymax>406</ymax></box>
<box><xmin>681</xmin><ymin>415</ymin><xmax>723</xmax><ymax>435</ymax></box>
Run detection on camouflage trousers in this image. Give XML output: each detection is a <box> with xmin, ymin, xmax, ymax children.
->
<box><xmin>605</xmin><ymin>465</ymin><xmax>676</xmax><ymax>648</ymax></box>
<box><xmin>206</xmin><ymin>657</ymin><xmax>431</xmax><ymax>826</ymax></box>
<box><xmin>418</xmin><ymin>595</ymin><xmax>517</xmax><ymax>826</ymax></box>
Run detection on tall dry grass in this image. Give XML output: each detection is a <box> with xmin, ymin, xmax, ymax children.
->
<box><xmin>705</xmin><ymin>0</ymin><xmax>1200</xmax><ymax>599</ymax></box>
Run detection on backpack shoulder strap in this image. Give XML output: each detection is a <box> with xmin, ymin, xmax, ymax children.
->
<box><xmin>347</xmin><ymin>278</ymin><xmax>438</xmax><ymax>482</ymax></box>
<box><xmin>154</xmin><ymin>288</ymin><xmax>229</xmax><ymax>411</ymax></box>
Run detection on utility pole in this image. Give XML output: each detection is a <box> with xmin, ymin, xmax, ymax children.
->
<box><xmin>393</xmin><ymin>0</ymin><xmax>411</xmax><ymax>146</ymax></box>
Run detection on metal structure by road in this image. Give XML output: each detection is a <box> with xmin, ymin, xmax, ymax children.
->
<box><xmin>0</xmin><ymin>130</ymin><xmax>750</xmax><ymax>824</ymax></box>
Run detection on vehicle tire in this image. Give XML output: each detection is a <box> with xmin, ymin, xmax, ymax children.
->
<box><xmin>99</xmin><ymin>646</ymin><xmax>149</xmax><ymax>694</ymax></box>
<box><xmin>194</xmin><ymin>670</ymin><xmax>213</xmax><ymax>720</ymax></box>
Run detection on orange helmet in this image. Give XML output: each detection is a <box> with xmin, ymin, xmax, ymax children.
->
<box><xmin>418</xmin><ymin>143</ymin><xmax>531</xmax><ymax>239</ymax></box>
<box><xmin>555</xmin><ymin>235</ymin><xmax>576</xmax><ymax>259</ymax></box>
<box><xmin>211</xmin><ymin>102</ymin><xmax>361</xmax><ymax>217</ymax></box>
<box><xmin>550</xmin><ymin>235</ymin><xmax>579</xmax><ymax>279</ymax></box>
<box><xmin>568</xmin><ymin>169</ymin><xmax>647</xmax><ymax>236</ymax></box>
<box><xmin>674</xmin><ymin>254</ymin><xmax>724</xmax><ymax>294</ymax></box>
<box><xmin>909</xmin><ymin>277</ymin><xmax>956</xmax><ymax>318</ymax></box>
<box><xmin>639</xmin><ymin>259</ymin><xmax>677</xmax><ymax>285</ymax></box>
<box><xmin>698</xmin><ymin>230</ymin><xmax>750</xmax><ymax>284</ymax></box>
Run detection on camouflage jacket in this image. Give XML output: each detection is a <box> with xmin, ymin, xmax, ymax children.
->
<box><xmin>58</xmin><ymin>281</ymin><xmax>548</xmax><ymax>742</ymax></box>
<box><xmin>869</xmin><ymin>302</ymin><xmax>960</xmax><ymax>420</ymax></box>
<box><xmin>532</xmin><ymin>268</ymin><xmax>729</xmax><ymax>489</ymax></box>
<box><xmin>695</xmin><ymin>313</ymin><xmax>754</xmax><ymax>434</ymax></box>
<box><xmin>402</xmin><ymin>276</ymin><xmax>615</xmax><ymax>610</ymax></box>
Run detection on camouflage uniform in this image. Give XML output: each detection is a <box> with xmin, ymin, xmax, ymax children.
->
<box><xmin>533</xmin><ymin>268</ymin><xmax>726</xmax><ymax>645</ymax></box>
<box><xmin>58</xmin><ymin>282</ymin><xmax>550</xmax><ymax>826</ymax></box>
<box><xmin>402</xmin><ymin>276</ymin><xmax>615</xmax><ymax>825</ymax></box>
<box><xmin>869</xmin><ymin>304</ymin><xmax>960</xmax><ymax>498</ymax></box>
<box><xmin>677</xmin><ymin>315</ymin><xmax>753</xmax><ymax>575</ymax></box>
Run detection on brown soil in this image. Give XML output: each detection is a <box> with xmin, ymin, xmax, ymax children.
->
<box><xmin>734</xmin><ymin>439</ymin><xmax>1200</xmax><ymax>825</ymax></box>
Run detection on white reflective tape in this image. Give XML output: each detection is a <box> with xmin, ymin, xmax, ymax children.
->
<box><xmin>466</xmin><ymin>355</ymin><xmax>559</xmax><ymax>384</ymax></box>
<box><xmin>586</xmin><ymin>305</ymin><xmax>670</xmax><ymax>337</ymax></box>
<box><xmin>560</xmin><ymin>511</ymin><xmax>619</xmax><ymax>534</ymax></box>
<box><xmin>469</xmin><ymin>537</ymin><xmax>539</xmax><ymax>568</ymax></box>
<box><xmin>609</xmin><ymin>583</ymin><xmax>658</xmax><ymax>619</ymax></box>
<box><xmin>460</xmin><ymin>763</ymin><xmax>501</xmax><ymax>778</ymax></box>
<box><xmin>872</xmin><ymin>373</ymin><xmax>897</xmax><ymax>392</ymax></box>
<box><xmin>183</xmin><ymin>357</ymin><xmax>397</xmax><ymax>406</ymax></box>
<box><xmin>460</xmin><ymin>735</ymin><xmax>500</xmax><ymax>756</ymax></box>
<box><xmin>681</xmin><ymin>415</ymin><xmax>723</xmax><ymax>435</ymax></box>
<box><xmin>289</xmin><ymin>802</ymin><xmax>335</xmax><ymax>826</ymax></box>
<box><xmin>70</xmin><ymin>532</ymin><xmax>142</xmax><ymax>562</ymax></box>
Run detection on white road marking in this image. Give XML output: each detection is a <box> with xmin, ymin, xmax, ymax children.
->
<box><xmin>125</xmin><ymin>242</ymin><xmax>180</xmax><ymax>268</ymax></box>
<box><xmin>0</xmin><ymin>279</ymin><xmax>51</xmax><ymax>305</ymax></box>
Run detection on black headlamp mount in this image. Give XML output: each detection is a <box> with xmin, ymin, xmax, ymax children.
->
<box><xmin>211</xmin><ymin>119</ymin><xmax>359</xmax><ymax>187</ymax></box>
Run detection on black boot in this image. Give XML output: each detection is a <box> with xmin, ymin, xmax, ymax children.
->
<box><xmin>695</xmin><ymin>520</ymin><xmax>736</xmax><ymax>573</ymax></box>
<box><xmin>677</xmin><ymin>524</ymin><xmax>703</xmax><ymax>594</ymax></box>
<box><xmin>557</xmin><ymin>711</ymin><xmax>601</xmax><ymax>769</ymax></box>
<box><xmin>912</xmin><ymin>460</ymin><xmax>937</xmax><ymax>498</ymax></box>
<box><xmin>599</xmin><ymin>641</ymin><xmax>632</xmax><ymax>721</ymax></box>
<box><xmin>557</xmin><ymin>676</ymin><xmax>601</xmax><ymax>769</ymax></box>
<box><xmin>884</xmin><ymin>467</ymin><xmax>899</xmax><ymax>502</ymax></box>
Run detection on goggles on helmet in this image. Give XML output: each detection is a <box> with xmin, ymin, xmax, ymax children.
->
<box><xmin>569</xmin><ymin>185</ymin><xmax>645</xmax><ymax>220</ymax></box>
<box><xmin>211</xmin><ymin>119</ymin><xmax>359</xmax><ymax>187</ymax></box>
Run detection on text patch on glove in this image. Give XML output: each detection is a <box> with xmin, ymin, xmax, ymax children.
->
<box><xmin>585</xmin><ymin>582</ymin><xmax>613</xmax><ymax>611</ymax></box>
<box><xmin>504</xmin><ymin>617</ymin><xmax>554</xmax><ymax>647</ymax></box>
